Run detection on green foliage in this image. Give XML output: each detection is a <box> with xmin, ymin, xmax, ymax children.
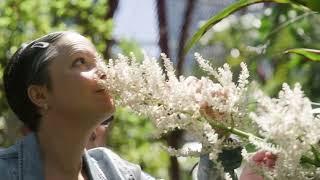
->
<box><xmin>118</xmin><ymin>38</ymin><xmax>144</xmax><ymax>60</ymax></box>
<box><xmin>107</xmin><ymin>108</ymin><xmax>170</xmax><ymax>179</ymax></box>
<box><xmin>184</xmin><ymin>0</ymin><xmax>292</xmax><ymax>54</ymax></box>
<box><xmin>192</xmin><ymin>3</ymin><xmax>320</xmax><ymax>101</ymax></box>
<box><xmin>184</xmin><ymin>0</ymin><xmax>320</xmax><ymax>55</ymax></box>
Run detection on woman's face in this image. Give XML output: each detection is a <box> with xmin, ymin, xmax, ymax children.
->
<box><xmin>45</xmin><ymin>33</ymin><xmax>114</xmax><ymax>126</ymax></box>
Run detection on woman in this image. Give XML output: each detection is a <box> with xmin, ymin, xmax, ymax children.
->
<box><xmin>0</xmin><ymin>31</ymin><xmax>274</xmax><ymax>180</ymax></box>
<box><xmin>1</xmin><ymin>31</ymin><xmax>153</xmax><ymax>180</ymax></box>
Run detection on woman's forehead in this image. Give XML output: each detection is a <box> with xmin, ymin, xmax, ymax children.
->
<box><xmin>57</xmin><ymin>33</ymin><xmax>97</xmax><ymax>56</ymax></box>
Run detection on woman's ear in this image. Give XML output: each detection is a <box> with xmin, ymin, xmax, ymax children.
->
<box><xmin>27</xmin><ymin>85</ymin><xmax>49</xmax><ymax>109</ymax></box>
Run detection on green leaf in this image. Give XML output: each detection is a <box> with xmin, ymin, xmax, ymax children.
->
<box><xmin>245</xmin><ymin>143</ymin><xmax>257</xmax><ymax>153</ymax></box>
<box><xmin>284</xmin><ymin>48</ymin><xmax>320</xmax><ymax>61</ymax></box>
<box><xmin>311</xmin><ymin>145</ymin><xmax>320</xmax><ymax>165</ymax></box>
<box><xmin>290</xmin><ymin>0</ymin><xmax>320</xmax><ymax>12</ymax></box>
<box><xmin>306</xmin><ymin>0</ymin><xmax>320</xmax><ymax>12</ymax></box>
<box><xmin>183</xmin><ymin>0</ymin><xmax>290</xmax><ymax>54</ymax></box>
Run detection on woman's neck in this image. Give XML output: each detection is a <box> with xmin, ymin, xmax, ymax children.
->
<box><xmin>37</xmin><ymin>113</ymin><xmax>96</xmax><ymax>180</ymax></box>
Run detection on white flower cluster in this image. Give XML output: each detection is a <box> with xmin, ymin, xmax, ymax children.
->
<box><xmin>98</xmin><ymin>53</ymin><xmax>250</xmax><ymax>160</ymax></box>
<box><xmin>97</xmin><ymin>53</ymin><xmax>320</xmax><ymax>179</ymax></box>
<box><xmin>195</xmin><ymin>53</ymin><xmax>249</xmax><ymax>123</ymax></box>
<box><xmin>249</xmin><ymin>83</ymin><xmax>320</xmax><ymax>179</ymax></box>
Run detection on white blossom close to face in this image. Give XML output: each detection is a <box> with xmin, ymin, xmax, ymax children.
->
<box><xmin>98</xmin><ymin>53</ymin><xmax>250</xmax><ymax>160</ymax></box>
<box><xmin>249</xmin><ymin>83</ymin><xmax>320</xmax><ymax>179</ymax></box>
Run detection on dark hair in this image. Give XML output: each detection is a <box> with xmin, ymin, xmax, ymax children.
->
<box><xmin>3</xmin><ymin>32</ymin><xmax>68</xmax><ymax>132</ymax></box>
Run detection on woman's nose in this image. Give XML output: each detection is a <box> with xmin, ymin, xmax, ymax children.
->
<box><xmin>96</xmin><ymin>69</ymin><xmax>107</xmax><ymax>80</ymax></box>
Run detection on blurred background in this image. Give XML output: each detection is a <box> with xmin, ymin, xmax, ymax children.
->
<box><xmin>0</xmin><ymin>0</ymin><xmax>320</xmax><ymax>179</ymax></box>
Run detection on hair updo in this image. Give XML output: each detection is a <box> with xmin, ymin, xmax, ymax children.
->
<box><xmin>3</xmin><ymin>32</ymin><xmax>68</xmax><ymax>132</ymax></box>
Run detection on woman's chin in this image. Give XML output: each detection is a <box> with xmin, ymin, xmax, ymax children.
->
<box><xmin>97</xmin><ymin>102</ymin><xmax>115</xmax><ymax>117</ymax></box>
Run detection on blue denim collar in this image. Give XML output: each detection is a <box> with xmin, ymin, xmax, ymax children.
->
<box><xmin>18</xmin><ymin>133</ymin><xmax>44</xmax><ymax>180</ymax></box>
<box><xmin>83</xmin><ymin>150</ymin><xmax>108</xmax><ymax>180</ymax></box>
<box><xmin>18</xmin><ymin>133</ymin><xmax>106</xmax><ymax>180</ymax></box>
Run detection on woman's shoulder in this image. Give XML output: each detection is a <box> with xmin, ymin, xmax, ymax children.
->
<box><xmin>87</xmin><ymin>147</ymin><xmax>142</xmax><ymax>175</ymax></box>
<box><xmin>0</xmin><ymin>145</ymin><xmax>19</xmax><ymax>159</ymax></box>
<box><xmin>0</xmin><ymin>144</ymin><xmax>20</xmax><ymax>180</ymax></box>
<box><xmin>87</xmin><ymin>147</ymin><xmax>155</xmax><ymax>180</ymax></box>
<box><xmin>87</xmin><ymin>146</ymin><xmax>122</xmax><ymax>160</ymax></box>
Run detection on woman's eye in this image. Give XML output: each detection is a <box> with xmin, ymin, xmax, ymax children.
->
<box><xmin>73</xmin><ymin>57</ymin><xmax>86</xmax><ymax>67</ymax></box>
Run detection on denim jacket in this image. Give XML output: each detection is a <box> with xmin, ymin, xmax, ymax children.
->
<box><xmin>0</xmin><ymin>133</ymin><xmax>155</xmax><ymax>180</ymax></box>
<box><xmin>0</xmin><ymin>133</ymin><xmax>242</xmax><ymax>180</ymax></box>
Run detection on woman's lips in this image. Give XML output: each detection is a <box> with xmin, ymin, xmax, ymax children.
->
<box><xmin>95</xmin><ymin>88</ymin><xmax>112</xmax><ymax>99</ymax></box>
<box><xmin>95</xmin><ymin>89</ymin><xmax>108</xmax><ymax>97</ymax></box>
<box><xmin>96</xmin><ymin>89</ymin><xmax>105</xmax><ymax>93</ymax></box>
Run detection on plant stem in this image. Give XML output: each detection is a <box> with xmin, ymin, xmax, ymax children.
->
<box><xmin>209</xmin><ymin>122</ymin><xmax>263</xmax><ymax>140</ymax></box>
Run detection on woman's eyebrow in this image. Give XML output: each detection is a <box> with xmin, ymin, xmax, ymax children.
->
<box><xmin>69</xmin><ymin>49</ymin><xmax>94</xmax><ymax>57</ymax></box>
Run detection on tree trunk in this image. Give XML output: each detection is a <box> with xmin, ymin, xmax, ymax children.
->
<box><xmin>156</xmin><ymin>1</ymin><xmax>181</xmax><ymax>180</ymax></box>
<box><xmin>176</xmin><ymin>0</ymin><xmax>196</xmax><ymax>76</ymax></box>
<box><xmin>103</xmin><ymin>0</ymin><xmax>120</xmax><ymax>59</ymax></box>
<box><xmin>156</xmin><ymin>0</ymin><xmax>171</xmax><ymax>69</ymax></box>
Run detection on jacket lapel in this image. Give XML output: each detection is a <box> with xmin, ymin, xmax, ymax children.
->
<box><xmin>83</xmin><ymin>150</ymin><xmax>108</xmax><ymax>180</ymax></box>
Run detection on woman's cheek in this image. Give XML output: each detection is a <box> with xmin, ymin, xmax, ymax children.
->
<box><xmin>80</xmin><ymin>67</ymin><xmax>97</xmax><ymax>77</ymax></box>
<box><xmin>80</xmin><ymin>70</ymin><xmax>98</xmax><ymax>83</ymax></box>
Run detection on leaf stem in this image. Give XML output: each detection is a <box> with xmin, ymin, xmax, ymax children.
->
<box><xmin>209</xmin><ymin>122</ymin><xmax>252</xmax><ymax>139</ymax></box>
